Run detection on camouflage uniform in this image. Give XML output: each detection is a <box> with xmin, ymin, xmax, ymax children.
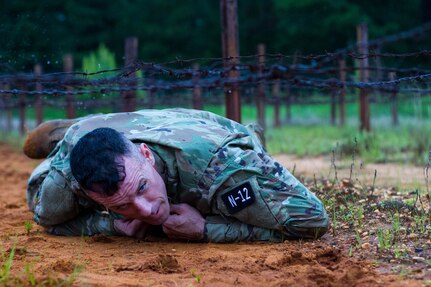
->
<box><xmin>27</xmin><ymin>108</ymin><xmax>329</xmax><ymax>242</ymax></box>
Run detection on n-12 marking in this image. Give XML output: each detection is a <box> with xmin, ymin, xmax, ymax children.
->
<box><xmin>228</xmin><ymin>187</ymin><xmax>251</xmax><ymax>207</ymax></box>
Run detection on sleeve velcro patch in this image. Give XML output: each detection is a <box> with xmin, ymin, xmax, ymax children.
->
<box><xmin>221</xmin><ymin>181</ymin><xmax>255</xmax><ymax>214</ymax></box>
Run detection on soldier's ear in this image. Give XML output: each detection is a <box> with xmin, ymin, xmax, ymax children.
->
<box><xmin>139</xmin><ymin>143</ymin><xmax>155</xmax><ymax>167</ymax></box>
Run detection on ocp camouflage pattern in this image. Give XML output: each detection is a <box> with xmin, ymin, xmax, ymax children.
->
<box><xmin>27</xmin><ymin>108</ymin><xmax>329</xmax><ymax>242</ymax></box>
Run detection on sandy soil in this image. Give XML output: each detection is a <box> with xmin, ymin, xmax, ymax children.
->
<box><xmin>0</xmin><ymin>142</ymin><xmax>425</xmax><ymax>286</ymax></box>
<box><xmin>275</xmin><ymin>154</ymin><xmax>427</xmax><ymax>190</ymax></box>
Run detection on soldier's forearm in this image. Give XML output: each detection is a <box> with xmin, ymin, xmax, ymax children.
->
<box><xmin>204</xmin><ymin>216</ymin><xmax>283</xmax><ymax>243</ymax></box>
<box><xmin>46</xmin><ymin>210</ymin><xmax>119</xmax><ymax>237</ymax></box>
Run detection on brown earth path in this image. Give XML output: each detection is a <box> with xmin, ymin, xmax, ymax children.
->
<box><xmin>275</xmin><ymin>154</ymin><xmax>427</xmax><ymax>190</ymax></box>
<box><xmin>0</xmin><ymin>142</ymin><xmax>425</xmax><ymax>286</ymax></box>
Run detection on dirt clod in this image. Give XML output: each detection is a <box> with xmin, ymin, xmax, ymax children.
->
<box><xmin>148</xmin><ymin>254</ymin><xmax>180</xmax><ymax>273</ymax></box>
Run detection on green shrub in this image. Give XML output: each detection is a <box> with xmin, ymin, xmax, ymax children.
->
<box><xmin>82</xmin><ymin>44</ymin><xmax>117</xmax><ymax>78</ymax></box>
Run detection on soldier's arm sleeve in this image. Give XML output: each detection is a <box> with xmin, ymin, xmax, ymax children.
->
<box><xmin>27</xmin><ymin>162</ymin><xmax>122</xmax><ymax>236</ymax></box>
<box><xmin>27</xmin><ymin>159</ymin><xmax>82</xmax><ymax>227</ymax></box>
<box><xmin>204</xmin><ymin>215</ymin><xmax>284</xmax><ymax>243</ymax></box>
<box><xmin>208</xmin><ymin>147</ymin><xmax>329</xmax><ymax>242</ymax></box>
<box><xmin>46</xmin><ymin>210</ymin><xmax>119</xmax><ymax>236</ymax></box>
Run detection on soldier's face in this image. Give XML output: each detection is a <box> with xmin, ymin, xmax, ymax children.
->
<box><xmin>88</xmin><ymin>144</ymin><xmax>170</xmax><ymax>225</ymax></box>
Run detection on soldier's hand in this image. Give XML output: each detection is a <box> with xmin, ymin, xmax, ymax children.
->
<box><xmin>113</xmin><ymin>218</ymin><xmax>149</xmax><ymax>239</ymax></box>
<box><xmin>162</xmin><ymin>203</ymin><xmax>205</xmax><ymax>241</ymax></box>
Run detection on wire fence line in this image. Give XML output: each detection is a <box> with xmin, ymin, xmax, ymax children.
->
<box><xmin>2</xmin><ymin>58</ymin><xmax>431</xmax><ymax>94</ymax></box>
<box><xmin>2</xmin><ymin>21</ymin><xmax>431</xmax><ymax>134</ymax></box>
<box><xmin>1</xmin><ymin>52</ymin><xmax>431</xmax><ymax>131</ymax></box>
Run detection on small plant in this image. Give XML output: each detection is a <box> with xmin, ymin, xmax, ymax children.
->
<box><xmin>391</xmin><ymin>213</ymin><xmax>401</xmax><ymax>240</ymax></box>
<box><xmin>376</xmin><ymin>229</ymin><xmax>394</xmax><ymax>252</ymax></box>
<box><xmin>24</xmin><ymin>263</ymin><xmax>36</xmax><ymax>286</ymax></box>
<box><xmin>0</xmin><ymin>243</ymin><xmax>16</xmax><ymax>284</ymax></box>
<box><xmin>0</xmin><ymin>242</ymin><xmax>83</xmax><ymax>286</ymax></box>
<box><xmin>63</xmin><ymin>264</ymin><xmax>84</xmax><ymax>286</ymax></box>
<box><xmin>414</xmin><ymin>214</ymin><xmax>427</xmax><ymax>234</ymax></box>
<box><xmin>393</xmin><ymin>247</ymin><xmax>406</xmax><ymax>259</ymax></box>
<box><xmin>354</xmin><ymin>206</ymin><xmax>364</xmax><ymax>227</ymax></box>
<box><xmin>24</xmin><ymin>221</ymin><xmax>33</xmax><ymax>235</ymax></box>
<box><xmin>398</xmin><ymin>267</ymin><xmax>410</xmax><ymax>278</ymax></box>
<box><xmin>354</xmin><ymin>230</ymin><xmax>362</xmax><ymax>248</ymax></box>
<box><xmin>332</xmin><ymin>207</ymin><xmax>338</xmax><ymax>236</ymax></box>
<box><xmin>190</xmin><ymin>268</ymin><xmax>202</xmax><ymax>283</ymax></box>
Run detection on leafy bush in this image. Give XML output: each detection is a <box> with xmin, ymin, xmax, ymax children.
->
<box><xmin>81</xmin><ymin>44</ymin><xmax>117</xmax><ymax>78</ymax></box>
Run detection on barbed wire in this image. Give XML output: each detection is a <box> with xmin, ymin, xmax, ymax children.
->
<box><xmin>2</xmin><ymin>48</ymin><xmax>431</xmax><ymax>81</ymax></box>
<box><xmin>1</xmin><ymin>84</ymin><xmax>428</xmax><ymax>112</ymax></box>
<box><xmin>316</xmin><ymin>21</ymin><xmax>431</xmax><ymax>64</ymax></box>
<box><xmin>3</xmin><ymin>20</ymin><xmax>431</xmax><ymax>100</ymax></box>
<box><xmin>2</xmin><ymin>65</ymin><xmax>431</xmax><ymax>97</ymax></box>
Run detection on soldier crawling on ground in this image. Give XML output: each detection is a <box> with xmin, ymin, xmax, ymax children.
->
<box><xmin>24</xmin><ymin>108</ymin><xmax>329</xmax><ymax>242</ymax></box>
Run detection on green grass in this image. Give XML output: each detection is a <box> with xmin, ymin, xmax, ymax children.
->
<box><xmin>1</xmin><ymin>97</ymin><xmax>430</xmax><ymax>165</ymax></box>
<box><xmin>0</xmin><ymin>242</ymin><xmax>83</xmax><ymax>286</ymax></box>
<box><xmin>0</xmin><ymin>243</ymin><xmax>16</xmax><ymax>285</ymax></box>
<box><xmin>24</xmin><ymin>221</ymin><xmax>33</xmax><ymax>235</ymax></box>
<box><xmin>266</xmin><ymin>123</ymin><xmax>431</xmax><ymax>165</ymax></box>
<box><xmin>0</xmin><ymin>131</ymin><xmax>25</xmax><ymax>151</ymax></box>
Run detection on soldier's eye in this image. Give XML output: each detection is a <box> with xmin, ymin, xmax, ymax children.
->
<box><xmin>137</xmin><ymin>182</ymin><xmax>147</xmax><ymax>195</ymax></box>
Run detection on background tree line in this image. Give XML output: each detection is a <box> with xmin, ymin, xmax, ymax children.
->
<box><xmin>0</xmin><ymin>0</ymin><xmax>429</xmax><ymax>72</ymax></box>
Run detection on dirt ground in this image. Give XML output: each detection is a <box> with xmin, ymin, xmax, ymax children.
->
<box><xmin>275</xmin><ymin>154</ymin><xmax>427</xmax><ymax>189</ymax></box>
<box><xmin>0</xmin><ymin>142</ymin><xmax>427</xmax><ymax>287</ymax></box>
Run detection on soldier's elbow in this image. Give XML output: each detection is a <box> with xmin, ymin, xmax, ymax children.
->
<box><xmin>284</xmin><ymin>209</ymin><xmax>330</xmax><ymax>240</ymax></box>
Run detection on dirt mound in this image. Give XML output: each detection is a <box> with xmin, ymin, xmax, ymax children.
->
<box><xmin>0</xmin><ymin>142</ymin><xmax>424</xmax><ymax>286</ymax></box>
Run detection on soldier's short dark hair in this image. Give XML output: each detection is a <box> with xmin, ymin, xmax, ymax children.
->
<box><xmin>70</xmin><ymin>127</ymin><xmax>130</xmax><ymax>196</ymax></box>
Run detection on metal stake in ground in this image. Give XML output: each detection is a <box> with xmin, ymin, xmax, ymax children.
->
<box><xmin>338</xmin><ymin>58</ymin><xmax>346</xmax><ymax>126</ymax></box>
<box><xmin>256</xmin><ymin>43</ymin><xmax>266</xmax><ymax>129</ymax></box>
<box><xmin>122</xmin><ymin>37</ymin><xmax>138</xmax><ymax>112</ymax></box>
<box><xmin>220</xmin><ymin>0</ymin><xmax>241</xmax><ymax>123</ymax></box>
<box><xmin>34</xmin><ymin>64</ymin><xmax>43</xmax><ymax>126</ymax></box>
<box><xmin>63</xmin><ymin>54</ymin><xmax>75</xmax><ymax>119</ymax></box>
<box><xmin>357</xmin><ymin>23</ymin><xmax>371</xmax><ymax>132</ymax></box>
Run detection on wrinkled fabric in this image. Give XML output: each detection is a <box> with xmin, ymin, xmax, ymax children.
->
<box><xmin>27</xmin><ymin>108</ymin><xmax>329</xmax><ymax>242</ymax></box>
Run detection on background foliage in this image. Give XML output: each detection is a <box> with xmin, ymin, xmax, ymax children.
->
<box><xmin>1</xmin><ymin>0</ymin><xmax>429</xmax><ymax>71</ymax></box>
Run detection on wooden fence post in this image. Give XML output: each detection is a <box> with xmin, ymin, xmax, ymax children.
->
<box><xmin>375</xmin><ymin>46</ymin><xmax>383</xmax><ymax>81</ymax></box>
<box><xmin>4</xmin><ymin>84</ymin><xmax>12</xmax><ymax>132</ymax></box>
<box><xmin>285</xmin><ymin>53</ymin><xmax>300</xmax><ymax>124</ymax></box>
<box><xmin>256</xmin><ymin>43</ymin><xmax>266</xmax><ymax>129</ymax></box>
<box><xmin>19</xmin><ymin>87</ymin><xmax>26</xmax><ymax>135</ymax></box>
<box><xmin>122</xmin><ymin>37</ymin><xmax>138</xmax><ymax>112</ymax></box>
<box><xmin>285</xmin><ymin>86</ymin><xmax>292</xmax><ymax>123</ymax></box>
<box><xmin>192</xmin><ymin>64</ymin><xmax>203</xmax><ymax>110</ymax></box>
<box><xmin>330</xmin><ymin>88</ymin><xmax>337</xmax><ymax>125</ymax></box>
<box><xmin>338</xmin><ymin>58</ymin><xmax>346</xmax><ymax>126</ymax></box>
<box><xmin>148</xmin><ymin>89</ymin><xmax>156</xmax><ymax>109</ymax></box>
<box><xmin>34</xmin><ymin>64</ymin><xmax>43</xmax><ymax>125</ymax></box>
<box><xmin>389</xmin><ymin>72</ymin><xmax>398</xmax><ymax>126</ymax></box>
<box><xmin>357</xmin><ymin>23</ymin><xmax>371</xmax><ymax>132</ymax></box>
<box><xmin>0</xmin><ymin>84</ymin><xmax>9</xmax><ymax>132</ymax></box>
<box><xmin>220</xmin><ymin>0</ymin><xmax>241</xmax><ymax>122</ymax></box>
<box><xmin>273</xmin><ymin>80</ymin><xmax>281</xmax><ymax>127</ymax></box>
<box><xmin>63</xmin><ymin>54</ymin><xmax>75</xmax><ymax>118</ymax></box>
<box><xmin>0</xmin><ymin>86</ymin><xmax>3</xmax><ymax>131</ymax></box>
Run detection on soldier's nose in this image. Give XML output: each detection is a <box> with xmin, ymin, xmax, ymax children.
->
<box><xmin>134</xmin><ymin>197</ymin><xmax>152</xmax><ymax>217</ymax></box>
